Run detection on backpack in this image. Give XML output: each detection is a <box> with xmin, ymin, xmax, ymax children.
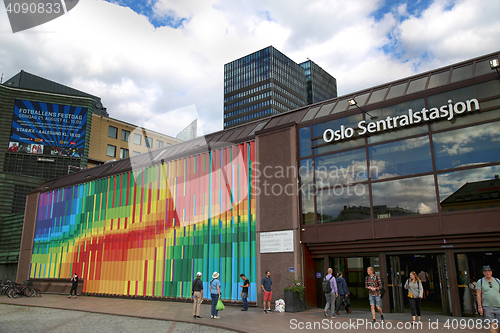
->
<box><xmin>379</xmin><ymin>277</ymin><xmax>386</xmax><ymax>299</ymax></box>
<box><xmin>322</xmin><ymin>276</ymin><xmax>333</xmax><ymax>293</ymax></box>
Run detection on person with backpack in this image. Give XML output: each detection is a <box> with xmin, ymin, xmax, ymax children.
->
<box><xmin>365</xmin><ymin>267</ymin><xmax>385</xmax><ymax>323</ymax></box>
<box><xmin>476</xmin><ymin>265</ymin><xmax>500</xmax><ymax>333</ymax></box>
<box><xmin>323</xmin><ymin>268</ymin><xmax>338</xmax><ymax>318</ymax></box>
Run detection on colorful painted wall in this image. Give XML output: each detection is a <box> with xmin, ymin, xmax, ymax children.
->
<box><xmin>30</xmin><ymin>142</ymin><xmax>257</xmax><ymax>301</ymax></box>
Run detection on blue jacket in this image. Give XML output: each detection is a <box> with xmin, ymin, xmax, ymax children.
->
<box><xmin>337</xmin><ymin>277</ymin><xmax>349</xmax><ymax>296</ymax></box>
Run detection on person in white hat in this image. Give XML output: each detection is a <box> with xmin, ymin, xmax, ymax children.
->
<box><xmin>210</xmin><ymin>271</ymin><xmax>221</xmax><ymax>319</ymax></box>
<box><xmin>477</xmin><ymin>265</ymin><xmax>500</xmax><ymax>333</ymax></box>
<box><xmin>192</xmin><ymin>272</ymin><xmax>203</xmax><ymax>319</ymax></box>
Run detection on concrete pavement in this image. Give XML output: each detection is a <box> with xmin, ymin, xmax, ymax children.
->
<box><xmin>0</xmin><ymin>294</ymin><xmax>488</xmax><ymax>332</ymax></box>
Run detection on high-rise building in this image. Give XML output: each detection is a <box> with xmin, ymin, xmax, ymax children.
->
<box><xmin>300</xmin><ymin>60</ymin><xmax>337</xmax><ymax>104</ymax></box>
<box><xmin>223</xmin><ymin>46</ymin><xmax>337</xmax><ymax>129</ymax></box>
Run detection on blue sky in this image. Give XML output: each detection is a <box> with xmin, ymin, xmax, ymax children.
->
<box><xmin>1</xmin><ymin>0</ymin><xmax>499</xmax><ymax>137</ymax></box>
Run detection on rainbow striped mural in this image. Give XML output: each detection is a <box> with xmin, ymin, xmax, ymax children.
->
<box><xmin>30</xmin><ymin>142</ymin><xmax>257</xmax><ymax>301</ymax></box>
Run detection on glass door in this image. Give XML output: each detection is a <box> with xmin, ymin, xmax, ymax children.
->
<box><xmin>456</xmin><ymin>254</ymin><xmax>474</xmax><ymax>315</ymax></box>
<box><xmin>389</xmin><ymin>256</ymin><xmax>404</xmax><ymax>313</ymax></box>
<box><xmin>437</xmin><ymin>254</ymin><xmax>452</xmax><ymax>316</ymax></box>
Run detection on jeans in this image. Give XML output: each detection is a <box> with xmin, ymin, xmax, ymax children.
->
<box><xmin>241</xmin><ymin>292</ymin><xmax>248</xmax><ymax>310</ymax></box>
<box><xmin>336</xmin><ymin>295</ymin><xmax>350</xmax><ymax>312</ymax></box>
<box><xmin>211</xmin><ymin>293</ymin><xmax>219</xmax><ymax>316</ymax></box>
<box><xmin>324</xmin><ymin>293</ymin><xmax>336</xmax><ymax>317</ymax></box>
<box><xmin>409</xmin><ymin>298</ymin><xmax>422</xmax><ymax>316</ymax></box>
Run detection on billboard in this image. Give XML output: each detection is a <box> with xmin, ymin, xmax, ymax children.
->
<box><xmin>8</xmin><ymin>99</ymin><xmax>87</xmax><ymax>157</ymax></box>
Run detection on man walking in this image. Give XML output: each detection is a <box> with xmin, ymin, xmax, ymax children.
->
<box><xmin>261</xmin><ymin>270</ymin><xmax>272</xmax><ymax>313</ymax></box>
<box><xmin>477</xmin><ymin>265</ymin><xmax>500</xmax><ymax>333</ymax></box>
<box><xmin>323</xmin><ymin>268</ymin><xmax>338</xmax><ymax>318</ymax></box>
<box><xmin>240</xmin><ymin>273</ymin><xmax>250</xmax><ymax>311</ymax></box>
<box><xmin>335</xmin><ymin>272</ymin><xmax>352</xmax><ymax>315</ymax></box>
<box><xmin>191</xmin><ymin>272</ymin><xmax>203</xmax><ymax>318</ymax></box>
<box><xmin>365</xmin><ymin>267</ymin><xmax>385</xmax><ymax>323</ymax></box>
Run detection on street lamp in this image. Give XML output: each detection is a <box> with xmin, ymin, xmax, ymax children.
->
<box><xmin>348</xmin><ymin>99</ymin><xmax>378</xmax><ymax>120</ymax></box>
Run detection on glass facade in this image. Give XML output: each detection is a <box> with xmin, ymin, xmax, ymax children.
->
<box><xmin>223</xmin><ymin>46</ymin><xmax>336</xmax><ymax>128</ymax></box>
<box><xmin>299</xmin><ymin>79</ymin><xmax>500</xmax><ymax>223</ymax></box>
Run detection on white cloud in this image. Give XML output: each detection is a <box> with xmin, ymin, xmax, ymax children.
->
<box><xmin>1</xmin><ymin>0</ymin><xmax>500</xmax><ymax>139</ymax></box>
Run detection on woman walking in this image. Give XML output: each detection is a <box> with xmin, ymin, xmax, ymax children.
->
<box><xmin>210</xmin><ymin>272</ymin><xmax>221</xmax><ymax>319</ymax></box>
<box><xmin>404</xmin><ymin>271</ymin><xmax>424</xmax><ymax>324</ymax></box>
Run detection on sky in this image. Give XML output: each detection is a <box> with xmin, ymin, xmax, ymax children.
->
<box><xmin>1</xmin><ymin>0</ymin><xmax>500</xmax><ymax>138</ymax></box>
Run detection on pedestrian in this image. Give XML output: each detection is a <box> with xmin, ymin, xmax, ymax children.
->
<box><xmin>469</xmin><ymin>276</ymin><xmax>478</xmax><ymax>314</ymax></box>
<box><xmin>261</xmin><ymin>270</ymin><xmax>273</xmax><ymax>313</ymax></box>
<box><xmin>192</xmin><ymin>271</ymin><xmax>203</xmax><ymax>319</ymax></box>
<box><xmin>404</xmin><ymin>271</ymin><xmax>424</xmax><ymax>324</ymax></box>
<box><xmin>68</xmin><ymin>273</ymin><xmax>78</xmax><ymax>298</ymax></box>
<box><xmin>365</xmin><ymin>267</ymin><xmax>385</xmax><ymax>323</ymax></box>
<box><xmin>477</xmin><ymin>265</ymin><xmax>500</xmax><ymax>333</ymax></box>
<box><xmin>335</xmin><ymin>272</ymin><xmax>352</xmax><ymax>315</ymax></box>
<box><xmin>322</xmin><ymin>268</ymin><xmax>338</xmax><ymax>318</ymax></box>
<box><xmin>240</xmin><ymin>273</ymin><xmax>249</xmax><ymax>311</ymax></box>
<box><xmin>418</xmin><ymin>269</ymin><xmax>430</xmax><ymax>298</ymax></box>
<box><xmin>210</xmin><ymin>272</ymin><xmax>221</xmax><ymax>319</ymax></box>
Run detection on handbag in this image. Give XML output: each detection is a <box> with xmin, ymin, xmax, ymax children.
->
<box><xmin>344</xmin><ymin>296</ymin><xmax>351</xmax><ymax>307</ymax></box>
<box><xmin>216</xmin><ymin>299</ymin><xmax>225</xmax><ymax>311</ymax></box>
<box><xmin>408</xmin><ymin>291</ymin><xmax>413</xmax><ymax>298</ymax></box>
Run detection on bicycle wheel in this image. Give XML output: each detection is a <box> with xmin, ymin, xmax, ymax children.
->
<box><xmin>24</xmin><ymin>287</ymin><xmax>35</xmax><ymax>297</ymax></box>
<box><xmin>8</xmin><ymin>288</ymin><xmax>21</xmax><ymax>298</ymax></box>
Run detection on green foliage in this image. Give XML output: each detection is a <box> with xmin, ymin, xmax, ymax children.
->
<box><xmin>283</xmin><ymin>275</ymin><xmax>305</xmax><ymax>300</ymax></box>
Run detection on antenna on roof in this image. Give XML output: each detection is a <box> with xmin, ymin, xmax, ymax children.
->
<box><xmin>0</xmin><ymin>74</ymin><xmax>3</xmax><ymax>83</ymax></box>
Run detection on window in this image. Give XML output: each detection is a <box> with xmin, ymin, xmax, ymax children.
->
<box><xmin>120</xmin><ymin>148</ymin><xmax>129</xmax><ymax>159</ymax></box>
<box><xmin>156</xmin><ymin>140</ymin><xmax>164</xmax><ymax>149</ymax></box>
<box><xmin>121</xmin><ymin>130</ymin><xmax>130</xmax><ymax>142</ymax></box>
<box><xmin>133</xmin><ymin>133</ymin><xmax>142</xmax><ymax>145</ymax></box>
<box><xmin>145</xmin><ymin>137</ymin><xmax>153</xmax><ymax>148</ymax></box>
<box><xmin>132</xmin><ymin>151</ymin><xmax>141</xmax><ymax>157</ymax></box>
<box><xmin>106</xmin><ymin>145</ymin><xmax>116</xmax><ymax>157</ymax></box>
<box><xmin>108</xmin><ymin>126</ymin><xmax>118</xmax><ymax>139</ymax></box>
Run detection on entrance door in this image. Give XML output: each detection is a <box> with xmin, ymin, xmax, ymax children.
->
<box><xmin>437</xmin><ymin>254</ymin><xmax>452</xmax><ymax>316</ymax></box>
<box><xmin>389</xmin><ymin>256</ymin><xmax>404</xmax><ymax>313</ymax></box>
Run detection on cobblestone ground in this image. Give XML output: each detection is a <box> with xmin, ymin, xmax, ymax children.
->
<box><xmin>0</xmin><ymin>304</ymin><xmax>235</xmax><ymax>333</ymax></box>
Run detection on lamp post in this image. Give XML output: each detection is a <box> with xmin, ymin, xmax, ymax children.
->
<box><xmin>348</xmin><ymin>99</ymin><xmax>378</xmax><ymax>120</ymax></box>
<box><xmin>490</xmin><ymin>58</ymin><xmax>500</xmax><ymax>77</ymax></box>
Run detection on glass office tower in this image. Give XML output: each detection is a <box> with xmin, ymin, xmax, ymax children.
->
<box><xmin>300</xmin><ymin>60</ymin><xmax>337</xmax><ymax>104</ymax></box>
<box><xmin>223</xmin><ymin>46</ymin><xmax>336</xmax><ymax>129</ymax></box>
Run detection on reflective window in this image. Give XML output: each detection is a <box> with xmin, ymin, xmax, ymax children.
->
<box><xmin>427</xmin><ymin>81</ymin><xmax>500</xmax><ymax>107</ymax></box>
<box><xmin>106</xmin><ymin>145</ymin><xmax>116</xmax><ymax>157</ymax></box>
<box><xmin>475</xmin><ymin>59</ymin><xmax>495</xmax><ymax>77</ymax></box>
<box><xmin>315</xmin><ymin>148</ymin><xmax>367</xmax><ymax>187</ymax></box>
<box><xmin>433</xmin><ymin>121</ymin><xmax>500</xmax><ymax>170</ymax></box>
<box><xmin>437</xmin><ymin>166</ymin><xmax>500</xmax><ymax>212</ymax></box>
<box><xmin>331</xmin><ymin>98</ymin><xmax>350</xmax><ymax>114</ymax></box>
<box><xmin>156</xmin><ymin>140</ymin><xmax>164</xmax><ymax>149</ymax></box>
<box><xmin>427</xmin><ymin>71</ymin><xmax>449</xmax><ymax>89</ymax></box>
<box><xmin>371</xmin><ymin>175</ymin><xmax>437</xmax><ymax>218</ymax></box>
<box><xmin>450</xmin><ymin>65</ymin><xmax>473</xmax><ymax>83</ymax></box>
<box><xmin>313</xmin><ymin>114</ymin><xmax>363</xmax><ymax>138</ymax></box>
<box><xmin>406</xmin><ymin>77</ymin><xmax>427</xmax><ymax>95</ymax></box>
<box><xmin>145</xmin><ymin>137</ymin><xmax>153</xmax><ymax>148</ymax></box>
<box><xmin>353</xmin><ymin>92</ymin><xmax>370</xmax><ymax>107</ymax></box>
<box><xmin>133</xmin><ymin>133</ymin><xmax>142</xmax><ymax>145</ymax></box>
<box><xmin>368</xmin><ymin>125</ymin><xmax>428</xmax><ymax>145</ymax></box>
<box><xmin>132</xmin><ymin>151</ymin><xmax>141</xmax><ymax>157</ymax></box>
<box><xmin>300</xmin><ymin>159</ymin><xmax>315</xmax><ymax>225</ymax></box>
<box><xmin>367</xmin><ymin>88</ymin><xmax>388</xmax><ymax>105</ymax></box>
<box><xmin>317</xmin><ymin>184</ymin><xmax>370</xmax><ymax>223</ymax></box>
<box><xmin>119</xmin><ymin>148</ymin><xmax>129</xmax><ymax>159</ymax></box>
<box><xmin>363</xmin><ymin>98</ymin><xmax>425</xmax><ymax>124</ymax></box>
<box><xmin>299</xmin><ymin>127</ymin><xmax>312</xmax><ymax>157</ymax></box>
<box><xmin>108</xmin><ymin>126</ymin><xmax>118</xmax><ymax>139</ymax></box>
<box><xmin>431</xmin><ymin>103</ymin><xmax>500</xmax><ymax>131</ymax></box>
<box><xmin>121</xmin><ymin>130</ymin><xmax>130</xmax><ymax>142</ymax></box>
<box><xmin>369</xmin><ymin>136</ymin><xmax>432</xmax><ymax>180</ymax></box>
<box><xmin>386</xmin><ymin>82</ymin><xmax>407</xmax><ymax>100</ymax></box>
<box><xmin>314</xmin><ymin>137</ymin><xmax>365</xmax><ymax>155</ymax></box>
